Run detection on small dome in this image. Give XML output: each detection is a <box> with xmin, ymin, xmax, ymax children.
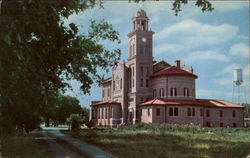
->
<box><xmin>135</xmin><ymin>9</ymin><xmax>147</xmax><ymax>17</ymax></box>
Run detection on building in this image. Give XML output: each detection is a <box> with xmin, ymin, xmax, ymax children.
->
<box><xmin>89</xmin><ymin>9</ymin><xmax>244</xmax><ymax>128</ymax></box>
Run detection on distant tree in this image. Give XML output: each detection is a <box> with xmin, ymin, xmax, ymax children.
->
<box><xmin>243</xmin><ymin>103</ymin><xmax>250</xmax><ymax>118</ymax></box>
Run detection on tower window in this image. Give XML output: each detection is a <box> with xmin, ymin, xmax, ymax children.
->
<box><xmin>146</xmin><ymin>79</ymin><xmax>149</xmax><ymax>88</ymax></box>
<box><xmin>170</xmin><ymin>88</ymin><xmax>177</xmax><ymax>96</ymax></box>
<box><xmin>141</xmin><ymin>66</ymin><xmax>143</xmax><ymax>76</ymax></box>
<box><xmin>120</xmin><ymin>78</ymin><xmax>122</xmax><ymax>89</ymax></box>
<box><xmin>184</xmin><ymin>88</ymin><xmax>189</xmax><ymax>96</ymax></box>
<box><xmin>146</xmin><ymin>67</ymin><xmax>149</xmax><ymax>76</ymax></box>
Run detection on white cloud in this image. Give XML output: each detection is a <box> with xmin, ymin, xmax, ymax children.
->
<box><xmin>186</xmin><ymin>50</ymin><xmax>230</xmax><ymax>62</ymax></box>
<box><xmin>211</xmin><ymin>1</ymin><xmax>248</xmax><ymax>11</ymax></box>
<box><xmin>154</xmin><ymin>19</ymin><xmax>238</xmax><ymax>53</ymax></box>
<box><xmin>229</xmin><ymin>43</ymin><xmax>249</xmax><ymax>58</ymax></box>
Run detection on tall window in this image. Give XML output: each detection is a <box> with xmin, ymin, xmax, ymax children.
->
<box><xmin>107</xmin><ymin>88</ymin><xmax>110</xmax><ymax>97</ymax></box>
<box><xmin>146</xmin><ymin>67</ymin><xmax>149</xmax><ymax>76</ymax></box>
<box><xmin>170</xmin><ymin>88</ymin><xmax>177</xmax><ymax>96</ymax></box>
<box><xmin>153</xmin><ymin>89</ymin><xmax>157</xmax><ymax>98</ymax></box>
<box><xmin>187</xmin><ymin>108</ymin><xmax>191</xmax><ymax>116</ymax></box>
<box><xmin>232</xmin><ymin>110</ymin><xmax>236</xmax><ymax>117</ymax></box>
<box><xmin>200</xmin><ymin>108</ymin><xmax>204</xmax><ymax>117</ymax></box>
<box><xmin>184</xmin><ymin>88</ymin><xmax>189</xmax><ymax>96</ymax></box>
<box><xmin>169</xmin><ymin>108</ymin><xmax>173</xmax><ymax>116</ymax></box>
<box><xmin>174</xmin><ymin>108</ymin><xmax>178</xmax><ymax>116</ymax></box>
<box><xmin>141</xmin><ymin>66</ymin><xmax>143</xmax><ymax>76</ymax></box>
<box><xmin>140</xmin><ymin>79</ymin><xmax>143</xmax><ymax>87</ymax></box>
<box><xmin>220</xmin><ymin>123</ymin><xmax>223</xmax><ymax>127</ymax></box>
<box><xmin>156</xmin><ymin>108</ymin><xmax>160</xmax><ymax>116</ymax></box>
<box><xmin>192</xmin><ymin>108</ymin><xmax>195</xmax><ymax>116</ymax></box>
<box><xmin>146</xmin><ymin>79</ymin><xmax>149</xmax><ymax>88</ymax></box>
<box><xmin>219</xmin><ymin>110</ymin><xmax>223</xmax><ymax>117</ymax></box>
<box><xmin>206</xmin><ymin>110</ymin><xmax>210</xmax><ymax>117</ymax></box>
<box><xmin>120</xmin><ymin>79</ymin><xmax>122</xmax><ymax>89</ymax></box>
<box><xmin>110</xmin><ymin>106</ymin><xmax>113</xmax><ymax>118</ymax></box>
<box><xmin>159</xmin><ymin>88</ymin><xmax>164</xmax><ymax>97</ymax></box>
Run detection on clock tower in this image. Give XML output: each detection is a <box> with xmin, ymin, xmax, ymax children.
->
<box><xmin>126</xmin><ymin>9</ymin><xmax>154</xmax><ymax>124</ymax></box>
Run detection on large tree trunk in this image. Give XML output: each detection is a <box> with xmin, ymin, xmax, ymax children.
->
<box><xmin>45</xmin><ymin>117</ymin><xmax>50</xmax><ymax>127</ymax></box>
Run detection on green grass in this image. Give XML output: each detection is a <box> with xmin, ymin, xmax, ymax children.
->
<box><xmin>1</xmin><ymin>133</ymin><xmax>53</xmax><ymax>158</ymax></box>
<box><xmin>63</xmin><ymin>124</ymin><xmax>250</xmax><ymax>158</ymax></box>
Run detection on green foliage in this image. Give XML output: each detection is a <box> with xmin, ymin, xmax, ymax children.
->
<box><xmin>0</xmin><ymin>0</ymin><xmax>120</xmax><ymax>134</ymax></box>
<box><xmin>1</xmin><ymin>134</ymin><xmax>53</xmax><ymax>158</ymax></box>
<box><xmin>64</xmin><ymin>124</ymin><xmax>250</xmax><ymax>158</ymax></box>
<box><xmin>67</xmin><ymin>114</ymin><xmax>83</xmax><ymax>131</ymax></box>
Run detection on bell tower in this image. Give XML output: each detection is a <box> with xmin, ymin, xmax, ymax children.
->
<box><xmin>126</xmin><ymin>9</ymin><xmax>154</xmax><ymax>124</ymax></box>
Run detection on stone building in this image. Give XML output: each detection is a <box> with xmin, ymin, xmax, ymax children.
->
<box><xmin>89</xmin><ymin>9</ymin><xmax>244</xmax><ymax>127</ymax></box>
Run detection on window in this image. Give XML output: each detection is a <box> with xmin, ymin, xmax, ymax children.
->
<box><xmin>148</xmin><ymin>108</ymin><xmax>150</xmax><ymax>116</ymax></box>
<box><xmin>206</xmin><ymin>110</ymin><xmax>210</xmax><ymax>117</ymax></box>
<box><xmin>233</xmin><ymin>123</ymin><xmax>237</xmax><ymax>127</ymax></box>
<box><xmin>146</xmin><ymin>67</ymin><xmax>149</xmax><ymax>76</ymax></box>
<box><xmin>169</xmin><ymin>108</ymin><xmax>173</xmax><ymax>116</ymax></box>
<box><xmin>220</xmin><ymin>123</ymin><xmax>223</xmax><ymax>127</ymax></box>
<box><xmin>140</xmin><ymin>97</ymin><xmax>144</xmax><ymax>102</ymax></box>
<box><xmin>184</xmin><ymin>88</ymin><xmax>189</xmax><ymax>96</ymax></box>
<box><xmin>133</xmin><ymin>79</ymin><xmax>134</xmax><ymax>88</ymax></box>
<box><xmin>107</xmin><ymin>88</ymin><xmax>110</xmax><ymax>97</ymax></box>
<box><xmin>174</xmin><ymin>108</ymin><xmax>178</xmax><ymax>116</ymax></box>
<box><xmin>187</xmin><ymin>108</ymin><xmax>191</xmax><ymax>116</ymax></box>
<box><xmin>153</xmin><ymin>89</ymin><xmax>157</xmax><ymax>98</ymax></box>
<box><xmin>200</xmin><ymin>108</ymin><xmax>204</xmax><ymax>117</ymax></box>
<box><xmin>206</xmin><ymin>122</ymin><xmax>210</xmax><ymax>127</ymax></box>
<box><xmin>232</xmin><ymin>110</ymin><xmax>236</xmax><ymax>117</ymax></box>
<box><xmin>120</xmin><ymin>79</ymin><xmax>122</xmax><ymax>89</ymax></box>
<box><xmin>140</xmin><ymin>79</ymin><xmax>143</xmax><ymax>87</ymax></box>
<box><xmin>106</xmin><ymin>107</ymin><xmax>108</xmax><ymax>118</ymax></box>
<box><xmin>132</xmin><ymin>67</ymin><xmax>134</xmax><ymax>77</ymax></box>
<box><xmin>110</xmin><ymin>106</ymin><xmax>113</xmax><ymax>118</ymax></box>
<box><xmin>141</xmin><ymin>66</ymin><xmax>143</xmax><ymax>76</ymax></box>
<box><xmin>170</xmin><ymin>88</ymin><xmax>177</xmax><ymax>96</ymax></box>
<box><xmin>113</xmin><ymin>81</ymin><xmax>116</xmax><ymax>91</ymax></box>
<box><xmin>156</xmin><ymin>108</ymin><xmax>160</xmax><ymax>116</ymax></box>
<box><xmin>146</xmin><ymin>79</ymin><xmax>149</xmax><ymax>88</ymax></box>
<box><xmin>159</xmin><ymin>88</ymin><xmax>164</xmax><ymax>97</ymax></box>
<box><xmin>102</xmin><ymin>108</ymin><xmax>104</xmax><ymax>119</ymax></box>
<box><xmin>192</xmin><ymin>108</ymin><xmax>195</xmax><ymax>116</ymax></box>
<box><xmin>219</xmin><ymin>110</ymin><xmax>223</xmax><ymax>117</ymax></box>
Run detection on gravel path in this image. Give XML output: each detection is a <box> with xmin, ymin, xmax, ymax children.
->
<box><xmin>38</xmin><ymin>127</ymin><xmax>117</xmax><ymax>158</ymax></box>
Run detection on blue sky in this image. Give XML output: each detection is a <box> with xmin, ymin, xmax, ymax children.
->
<box><xmin>64</xmin><ymin>1</ymin><xmax>249</xmax><ymax>106</ymax></box>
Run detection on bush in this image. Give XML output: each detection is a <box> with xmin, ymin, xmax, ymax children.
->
<box><xmin>66</xmin><ymin>114</ymin><xmax>82</xmax><ymax>131</ymax></box>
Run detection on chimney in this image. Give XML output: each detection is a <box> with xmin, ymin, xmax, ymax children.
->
<box><xmin>175</xmin><ymin>60</ymin><xmax>180</xmax><ymax>68</ymax></box>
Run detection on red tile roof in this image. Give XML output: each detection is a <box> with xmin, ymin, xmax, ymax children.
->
<box><xmin>151</xmin><ymin>66</ymin><xmax>198</xmax><ymax>78</ymax></box>
<box><xmin>91</xmin><ymin>100</ymin><xmax>119</xmax><ymax>106</ymax></box>
<box><xmin>139</xmin><ymin>98</ymin><xmax>244</xmax><ymax>108</ymax></box>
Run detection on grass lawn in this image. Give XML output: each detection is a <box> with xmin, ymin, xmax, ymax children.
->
<box><xmin>63</xmin><ymin>124</ymin><xmax>250</xmax><ymax>158</ymax></box>
<box><xmin>1</xmin><ymin>132</ymin><xmax>53</xmax><ymax>158</ymax></box>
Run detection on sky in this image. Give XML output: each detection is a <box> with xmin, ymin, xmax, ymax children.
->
<box><xmin>64</xmin><ymin>1</ymin><xmax>250</xmax><ymax>107</ymax></box>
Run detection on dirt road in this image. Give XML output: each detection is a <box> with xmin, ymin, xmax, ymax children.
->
<box><xmin>37</xmin><ymin>127</ymin><xmax>117</xmax><ymax>158</ymax></box>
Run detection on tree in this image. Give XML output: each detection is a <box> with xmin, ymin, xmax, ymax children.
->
<box><xmin>0</xmin><ymin>0</ymin><xmax>120</xmax><ymax>134</ymax></box>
